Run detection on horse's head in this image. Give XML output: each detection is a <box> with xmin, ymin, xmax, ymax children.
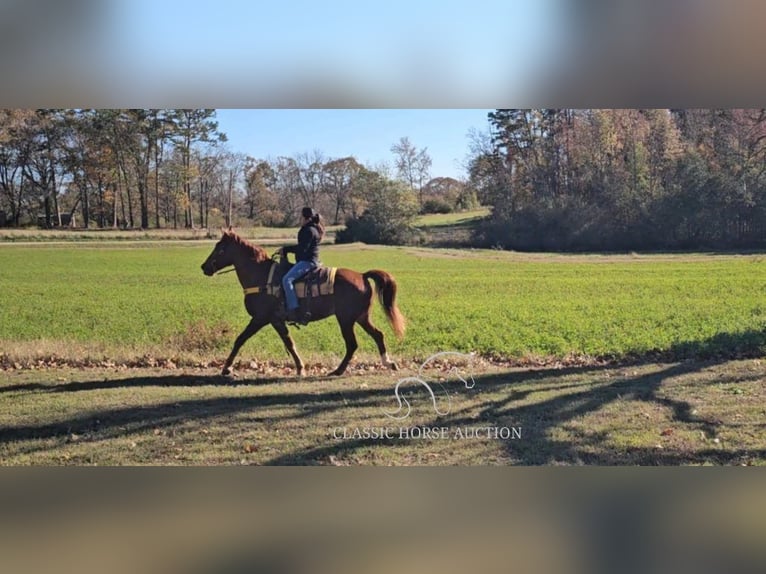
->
<box><xmin>201</xmin><ymin>229</ymin><xmax>236</xmax><ymax>276</ymax></box>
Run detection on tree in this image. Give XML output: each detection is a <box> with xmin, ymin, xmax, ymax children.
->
<box><xmin>271</xmin><ymin>156</ymin><xmax>303</xmax><ymax>226</ymax></box>
<box><xmin>466</xmin><ymin>126</ymin><xmax>507</xmax><ymax>209</ymax></box>
<box><xmin>336</xmin><ymin>171</ymin><xmax>419</xmax><ymax>245</ymax></box>
<box><xmin>19</xmin><ymin>110</ymin><xmax>69</xmax><ymax>227</ymax></box>
<box><xmin>294</xmin><ymin>150</ymin><xmax>329</xmax><ymax>214</ymax></box>
<box><xmin>667</xmin><ymin>109</ymin><xmax>766</xmax><ymax>246</ymax></box>
<box><xmin>323</xmin><ymin>156</ymin><xmax>363</xmax><ymax>223</ymax></box>
<box><xmin>244</xmin><ymin>158</ymin><xmax>279</xmax><ymax>224</ymax></box>
<box><xmin>220</xmin><ymin>151</ymin><xmax>246</xmax><ymax>227</ymax></box>
<box><xmin>112</xmin><ymin>109</ymin><xmax>159</xmax><ymax>229</ymax></box>
<box><xmin>168</xmin><ymin>109</ymin><xmax>226</xmax><ymax>228</ymax></box>
<box><xmin>158</xmin><ymin>148</ymin><xmax>187</xmax><ymax>229</ymax></box>
<box><xmin>0</xmin><ymin>109</ymin><xmax>35</xmax><ymax>226</ymax></box>
<box><xmin>391</xmin><ymin>137</ymin><xmax>432</xmax><ymax>208</ymax></box>
<box><xmin>148</xmin><ymin>109</ymin><xmax>173</xmax><ymax>228</ymax></box>
<box><xmin>65</xmin><ymin>109</ymin><xmax>102</xmax><ymax>228</ymax></box>
<box><xmin>421</xmin><ymin>177</ymin><xmax>467</xmax><ymax>212</ymax></box>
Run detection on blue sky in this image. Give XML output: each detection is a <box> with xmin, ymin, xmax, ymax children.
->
<box><xmin>215</xmin><ymin>109</ymin><xmax>495</xmax><ymax>180</ymax></box>
<box><xmin>108</xmin><ymin>1</ymin><xmax>564</xmax><ymax>106</ymax></box>
<box><xmin>3</xmin><ymin>1</ymin><xmax>753</xmax><ymax>108</ymax></box>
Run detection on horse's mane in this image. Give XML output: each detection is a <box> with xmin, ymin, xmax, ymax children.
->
<box><xmin>225</xmin><ymin>230</ymin><xmax>269</xmax><ymax>264</ymax></box>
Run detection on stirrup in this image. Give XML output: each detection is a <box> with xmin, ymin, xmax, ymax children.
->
<box><xmin>286</xmin><ymin>309</ymin><xmax>310</xmax><ymax>326</ymax></box>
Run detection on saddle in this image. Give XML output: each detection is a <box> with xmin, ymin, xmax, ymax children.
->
<box><xmin>267</xmin><ymin>257</ymin><xmax>337</xmax><ymax>299</ymax></box>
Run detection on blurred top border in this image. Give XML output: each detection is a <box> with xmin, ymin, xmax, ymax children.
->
<box><xmin>2</xmin><ymin>0</ymin><xmax>766</xmax><ymax>108</ymax></box>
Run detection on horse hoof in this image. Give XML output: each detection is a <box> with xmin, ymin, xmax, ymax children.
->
<box><xmin>328</xmin><ymin>369</ymin><xmax>344</xmax><ymax>377</ymax></box>
<box><xmin>390</xmin><ymin>362</ymin><xmax>399</xmax><ymax>371</ymax></box>
<box><xmin>221</xmin><ymin>367</ymin><xmax>232</xmax><ymax>377</ymax></box>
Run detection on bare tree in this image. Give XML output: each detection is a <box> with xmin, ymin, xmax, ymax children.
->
<box><xmin>243</xmin><ymin>157</ymin><xmax>279</xmax><ymax>224</ymax></box>
<box><xmin>295</xmin><ymin>149</ymin><xmax>328</xmax><ymax>210</ymax></box>
<box><xmin>390</xmin><ymin>136</ymin><xmax>432</xmax><ymax>208</ymax></box>
<box><xmin>324</xmin><ymin>156</ymin><xmax>362</xmax><ymax>223</ymax></box>
<box><xmin>0</xmin><ymin>109</ymin><xmax>35</xmax><ymax>226</ymax></box>
<box><xmin>167</xmin><ymin>109</ymin><xmax>225</xmax><ymax>228</ymax></box>
<box><xmin>271</xmin><ymin>156</ymin><xmax>303</xmax><ymax>225</ymax></box>
<box><xmin>209</xmin><ymin>150</ymin><xmax>246</xmax><ymax>227</ymax></box>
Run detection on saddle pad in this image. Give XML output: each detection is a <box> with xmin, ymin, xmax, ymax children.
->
<box><xmin>295</xmin><ymin>266</ymin><xmax>337</xmax><ymax>298</ymax></box>
<box><xmin>259</xmin><ymin>265</ymin><xmax>337</xmax><ymax>298</ymax></box>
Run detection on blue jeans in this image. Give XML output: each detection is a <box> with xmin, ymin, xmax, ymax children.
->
<box><xmin>282</xmin><ymin>260</ymin><xmax>316</xmax><ymax>311</ymax></box>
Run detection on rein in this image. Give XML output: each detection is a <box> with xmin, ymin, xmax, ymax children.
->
<box><xmin>212</xmin><ymin>247</ymin><xmax>278</xmax><ymax>294</ymax></box>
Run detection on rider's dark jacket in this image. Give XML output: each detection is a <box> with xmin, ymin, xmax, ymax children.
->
<box><xmin>284</xmin><ymin>223</ymin><xmax>321</xmax><ymax>265</ymax></box>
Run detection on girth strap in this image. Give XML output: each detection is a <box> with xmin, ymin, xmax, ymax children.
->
<box><xmin>243</xmin><ymin>263</ymin><xmax>278</xmax><ymax>296</ymax></box>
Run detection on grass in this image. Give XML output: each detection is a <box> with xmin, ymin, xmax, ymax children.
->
<box><xmin>2</xmin><ymin>238</ymin><xmax>765</xmax><ymax>465</ymax></box>
<box><xmin>1</xmin><ymin>242</ymin><xmax>766</xmax><ymax>368</ymax></box>
<box><xmin>0</xmin><ymin>224</ymin><xmax>341</xmax><ymax>244</ymax></box>
<box><xmin>0</xmin><ymin>207</ymin><xmax>487</xmax><ymax>246</ymax></box>
<box><xmin>414</xmin><ymin>208</ymin><xmax>490</xmax><ymax>246</ymax></box>
<box><xmin>414</xmin><ymin>207</ymin><xmax>490</xmax><ymax>228</ymax></box>
<box><xmin>2</xmin><ymin>358</ymin><xmax>764</xmax><ymax>465</ymax></box>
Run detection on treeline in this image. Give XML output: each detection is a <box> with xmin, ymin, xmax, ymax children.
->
<box><xmin>0</xmin><ymin>110</ymin><xmax>476</xmax><ymax>231</ymax></box>
<box><xmin>471</xmin><ymin>109</ymin><xmax>766</xmax><ymax>250</ymax></box>
<box><xmin>0</xmin><ymin>109</ymin><xmax>228</xmax><ymax>229</ymax></box>
<box><xmin>241</xmin><ymin>142</ymin><xmax>476</xmax><ymax>231</ymax></box>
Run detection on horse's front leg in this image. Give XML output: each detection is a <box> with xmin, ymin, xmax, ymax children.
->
<box><xmin>221</xmin><ymin>318</ymin><xmax>267</xmax><ymax>376</ymax></box>
<box><xmin>271</xmin><ymin>320</ymin><xmax>305</xmax><ymax>376</ymax></box>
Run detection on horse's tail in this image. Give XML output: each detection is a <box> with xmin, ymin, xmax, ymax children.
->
<box><xmin>363</xmin><ymin>270</ymin><xmax>406</xmax><ymax>340</ymax></box>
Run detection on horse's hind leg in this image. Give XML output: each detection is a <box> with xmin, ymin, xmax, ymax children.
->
<box><xmin>271</xmin><ymin>321</ymin><xmax>304</xmax><ymax>376</ymax></box>
<box><xmin>222</xmin><ymin>318</ymin><xmax>267</xmax><ymax>376</ymax></box>
<box><xmin>357</xmin><ymin>314</ymin><xmax>398</xmax><ymax>371</ymax></box>
<box><xmin>329</xmin><ymin>318</ymin><xmax>358</xmax><ymax>376</ymax></box>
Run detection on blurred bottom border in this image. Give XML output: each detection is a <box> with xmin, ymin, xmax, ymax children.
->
<box><xmin>0</xmin><ymin>467</ymin><xmax>763</xmax><ymax>574</ymax></box>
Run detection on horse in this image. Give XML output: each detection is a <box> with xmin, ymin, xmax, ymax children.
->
<box><xmin>200</xmin><ymin>229</ymin><xmax>406</xmax><ymax>377</ymax></box>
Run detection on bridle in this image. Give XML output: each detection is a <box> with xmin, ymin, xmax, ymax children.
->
<box><xmin>208</xmin><ymin>246</ymin><xmax>281</xmax><ymax>276</ymax></box>
<box><xmin>206</xmin><ymin>245</ymin><xmax>235</xmax><ymax>276</ymax></box>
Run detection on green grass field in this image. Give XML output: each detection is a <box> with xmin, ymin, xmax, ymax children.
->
<box><xmin>2</xmin><ymin>239</ymin><xmax>766</xmax><ymax>466</ymax></box>
<box><xmin>1</xmin><ymin>241</ymin><xmax>766</xmax><ymax>368</ymax></box>
<box><xmin>414</xmin><ymin>207</ymin><xmax>490</xmax><ymax>227</ymax></box>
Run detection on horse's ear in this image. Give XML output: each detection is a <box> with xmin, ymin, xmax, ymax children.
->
<box><xmin>220</xmin><ymin>227</ymin><xmax>228</xmax><ymax>237</ymax></box>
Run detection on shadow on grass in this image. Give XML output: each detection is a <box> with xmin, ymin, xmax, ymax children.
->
<box><xmin>0</xmin><ymin>373</ymin><xmax>286</xmax><ymax>395</ymax></box>
<box><xmin>484</xmin><ymin>327</ymin><xmax>766</xmax><ymax>465</ymax></box>
<box><xmin>0</xmin><ymin>374</ymin><xmax>399</xmax><ymax>448</ymax></box>
<box><xmin>265</xmin><ymin>328</ymin><xmax>766</xmax><ymax>465</ymax></box>
<box><xmin>2</xmin><ymin>328</ymin><xmax>765</xmax><ymax>465</ymax></box>
<box><xmin>445</xmin><ymin>363</ymin><xmax>765</xmax><ymax>465</ymax></box>
<box><xmin>0</xmin><ymin>365</ymin><xmax>612</xmax><ymax>462</ymax></box>
<box><xmin>618</xmin><ymin>327</ymin><xmax>766</xmax><ymax>365</ymax></box>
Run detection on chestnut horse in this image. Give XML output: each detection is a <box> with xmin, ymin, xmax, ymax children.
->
<box><xmin>200</xmin><ymin>229</ymin><xmax>406</xmax><ymax>376</ymax></box>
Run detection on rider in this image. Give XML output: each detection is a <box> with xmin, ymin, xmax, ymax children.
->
<box><xmin>281</xmin><ymin>206</ymin><xmax>325</xmax><ymax>323</ymax></box>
